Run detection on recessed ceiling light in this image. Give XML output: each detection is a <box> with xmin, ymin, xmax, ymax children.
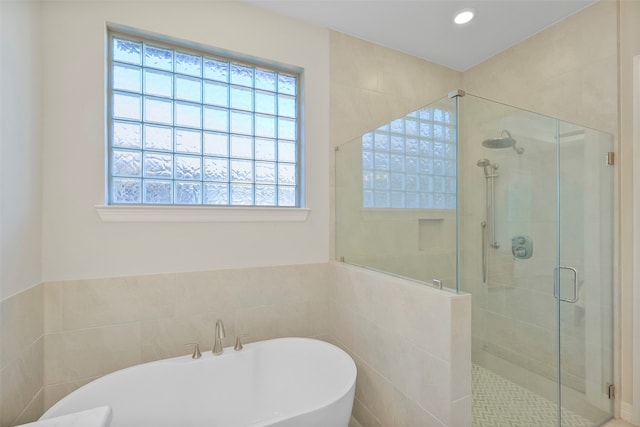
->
<box><xmin>454</xmin><ymin>8</ymin><xmax>476</xmax><ymax>25</ymax></box>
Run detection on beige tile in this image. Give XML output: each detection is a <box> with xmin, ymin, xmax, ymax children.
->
<box><xmin>450</xmin><ymin>395</ymin><xmax>472</xmax><ymax>427</ymax></box>
<box><xmin>451</xmin><ymin>294</ymin><xmax>472</xmax><ymax>401</ymax></box>
<box><xmin>13</xmin><ymin>388</ymin><xmax>44</xmax><ymax>426</ymax></box>
<box><xmin>140</xmin><ymin>311</ymin><xmax>234</xmax><ymax>362</ymax></box>
<box><xmin>43</xmin><ymin>377</ymin><xmax>98</xmax><ymax>413</ymax></box>
<box><xmin>43</xmin><ymin>282</ymin><xmax>62</xmax><ymax>334</ymax></box>
<box><xmin>44</xmin><ymin>324</ymin><xmax>140</xmax><ymax>385</ymax></box>
<box><xmin>328</xmin><ymin>300</ymin><xmax>357</xmax><ymax>350</ymax></box>
<box><xmin>351</xmin><ymin>397</ymin><xmax>374</xmax><ymax>427</ymax></box>
<box><xmin>355</xmin><ymin>315</ymin><xmax>394</xmax><ymax>380</ymax></box>
<box><xmin>1</xmin><ymin>285</ymin><xmax>43</xmax><ymax>370</ymax></box>
<box><xmin>1</xmin><ymin>338</ymin><xmax>43</xmax><ymax>427</ymax></box>
<box><xmin>392</xmin><ymin>388</ymin><xmax>445</xmax><ymax>427</ymax></box>
<box><xmin>236</xmin><ymin>300</ymin><xmax>327</xmax><ymax>343</ymax></box>
<box><xmin>353</xmin><ymin>357</ymin><xmax>394</xmax><ymax>427</ymax></box>
<box><xmin>174</xmin><ymin>268</ymin><xmax>263</xmax><ymax>318</ymax></box>
<box><xmin>261</xmin><ymin>263</ymin><xmax>328</xmax><ymax>305</ymax></box>
<box><xmin>62</xmin><ymin>274</ymin><xmax>177</xmax><ymax>330</ymax></box>
<box><xmin>603</xmin><ymin>419</ymin><xmax>638</xmax><ymax>427</ymax></box>
<box><xmin>348</xmin><ymin>415</ymin><xmax>364</xmax><ymax>427</ymax></box>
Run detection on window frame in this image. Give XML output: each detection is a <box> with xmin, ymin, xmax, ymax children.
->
<box><xmin>105</xmin><ymin>28</ymin><xmax>305</xmax><ymax>211</ymax></box>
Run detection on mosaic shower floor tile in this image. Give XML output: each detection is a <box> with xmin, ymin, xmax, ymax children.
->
<box><xmin>473</xmin><ymin>364</ymin><xmax>594</xmax><ymax>427</ymax></box>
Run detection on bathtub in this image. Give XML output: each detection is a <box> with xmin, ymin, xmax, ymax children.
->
<box><xmin>41</xmin><ymin>337</ymin><xmax>356</xmax><ymax>427</ymax></box>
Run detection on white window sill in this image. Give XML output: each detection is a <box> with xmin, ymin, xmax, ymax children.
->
<box><xmin>95</xmin><ymin>205</ymin><xmax>310</xmax><ymax>223</ymax></box>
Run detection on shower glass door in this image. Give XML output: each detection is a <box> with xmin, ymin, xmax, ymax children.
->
<box><xmin>459</xmin><ymin>93</ymin><xmax>614</xmax><ymax>426</ymax></box>
<box><xmin>557</xmin><ymin>121</ymin><xmax>614</xmax><ymax>425</ymax></box>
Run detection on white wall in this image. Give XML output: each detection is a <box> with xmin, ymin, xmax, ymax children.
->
<box><xmin>0</xmin><ymin>0</ymin><xmax>43</xmax><ymax>299</ymax></box>
<box><xmin>40</xmin><ymin>1</ymin><xmax>330</xmax><ymax>281</ymax></box>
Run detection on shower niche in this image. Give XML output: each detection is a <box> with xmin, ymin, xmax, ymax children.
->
<box><xmin>335</xmin><ymin>91</ymin><xmax>614</xmax><ymax>426</ymax></box>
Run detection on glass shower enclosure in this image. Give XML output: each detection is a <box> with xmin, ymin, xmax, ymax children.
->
<box><xmin>335</xmin><ymin>92</ymin><xmax>614</xmax><ymax>426</ymax></box>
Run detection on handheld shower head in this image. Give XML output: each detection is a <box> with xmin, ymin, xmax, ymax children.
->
<box><xmin>476</xmin><ymin>158</ymin><xmax>496</xmax><ymax>178</ymax></box>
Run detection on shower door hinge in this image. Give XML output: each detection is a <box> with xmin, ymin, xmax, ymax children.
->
<box><xmin>607</xmin><ymin>383</ymin><xmax>615</xmax><ymax>400</ymax></box>
<box><xmin>607</xmin><ymin>152</ymin><xmax>615</xmax><ymax>166</ymax></box>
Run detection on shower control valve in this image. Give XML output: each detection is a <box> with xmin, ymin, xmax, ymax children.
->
<box><xmin>512</xmin><ymin>235</ymin><xmax>533</xmax><ymax>259</ymax></box>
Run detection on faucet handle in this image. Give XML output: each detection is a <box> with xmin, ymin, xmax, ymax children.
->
<box><xmin>186</xmin><ymin>343</ymin><xmax>202</xmax><ymax>359</ymax></box>
<box><xmin>234</xmin><ymin>334</ymin><xmax>248</xmax><ymax>351</ymax></box>
<box><xmin>215</xmin><ymin>319</ymin><xmax>226</xmax><ymax>338</ymax></box>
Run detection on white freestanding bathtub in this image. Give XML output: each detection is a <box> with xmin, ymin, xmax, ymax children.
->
<box><xmin>41</xmin><ymin>338</ymin><xmax>356</xmax><ymax>427</ymax></box>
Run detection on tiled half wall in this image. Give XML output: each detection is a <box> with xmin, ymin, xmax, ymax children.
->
<box><xmin>1</xmin><ymin>262</ymin><xmax>471</xmax><ymax>427</ymax></box>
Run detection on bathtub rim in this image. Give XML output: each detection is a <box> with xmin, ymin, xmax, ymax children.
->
<box><xmin>42</xmin><ymin>336</ymin><xmax>357</xmax><ymax>426</ymax></box>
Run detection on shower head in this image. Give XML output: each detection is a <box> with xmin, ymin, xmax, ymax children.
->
<box><xmin>476</xmin><ymin>158</ymin><xmax>497</xmax><ymax>178</ymax></box>
<box><xmin>482</xmin><ymin>130</ymin><xmax>524</xmax><ymax>154</ymax></box>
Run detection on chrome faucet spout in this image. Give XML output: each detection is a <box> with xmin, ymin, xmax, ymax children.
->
<box><xmin>213</xmin><ymin>319</ymin><xmax>226</xmax><ymax>355</ymax></box>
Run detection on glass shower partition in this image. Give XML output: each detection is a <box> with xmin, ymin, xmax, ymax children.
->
<box><xmin>334</xmin><ymin>92</ymin><xmax>614</xmax><ymax>426</ymax></box>
<box><xmin>458</xmin><ymin>93</ymin><xmax>614</xmax><ymax>426</ymax></box>
<box><xmin>335</xmin><ymin>96</ymin><xmax>459</xmax><ymax>292</ymax></box>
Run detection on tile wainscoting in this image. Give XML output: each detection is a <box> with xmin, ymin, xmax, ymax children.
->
<box><xmin>0</xmin><ymin>262</ymin><xmax>471</xmax><ymax>427</ymax></box>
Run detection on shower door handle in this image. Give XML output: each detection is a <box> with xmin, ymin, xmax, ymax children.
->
<box><xmin>553</xmin><ymin>266</ymin><xmax>579</xmax><ymax>303</ymax></box>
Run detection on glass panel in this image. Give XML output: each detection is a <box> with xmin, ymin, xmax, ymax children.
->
<box><xmin>175</xmin><ymin>75</ymin><xmax>202</xmax><ymax>102</ymax></box>
<box><xmin>558</xmin><ymin>122</ymin><xmax>614</xmax><ymax>425</ymax></box>
<box><xmin>230</xmin><ymin>183</ymin><xmax>253</xmax><ymax>205</ymax></box>
<box><xmin>255</xmin><ymin>91</ymin><xmax>276</xmax><ymax>115</ymax></box>
<box><xmin>175</xmin><ymin>155</ymin><xmax>201</xmax><ymax>180</ymax></box>
<box><xmin>113</xmin><ymin>64</ymin><xmax>141</xmax><ymax>93</ymax></box>
<box><xmin>255</xmin><ymin>69</ymin><xmax>276</xmax><ymax>91</ymax></box>
<box><xmin>230</xmin><ymin>86</ymin><xmax>253</xmax><ymax>111</ymax></box>
<box><xmin>255</xmin><ymin>185</ymin><xmax>276</xmax><ymax>206</ymax></box>
<box><xmin>230</xmin><ymin>63</ymin><xmax>253</xmax><ymax>87</ymax></box>
<box><xmin>112</xmin><ymin>178</ymin><xmax>141</xmax><ymax>203</ymax></box>
<box><xmin>144</xmin><ymin>124</ymin><xmax>172</xmax><ymax>151</ymax></box>
<box><xmin>143</xmin><ymin>180</ymin><xmax>172</xmax><ymax>203</ymax></box>
<box><xmin>203</xmin><ymin>106</ymin><xmax>228</xmax><ymax>132</ymax></box>
<box><xmin>175</xmin><ymin>181</ymin><xmax>202</xmax><ymax>204</ymax></box>
<box><xmin>175</xmin><ymin>129</ymin><xmax>201</xmax><ymax>154</ymax></box>
<box><xmin>113</xmin><ymin>93</ymin><xmax>141</xmax><ymax>120</ymax></box>
<box><xmin>175</xmin><ymin>52</ymin><xmax>202</xmax><ymax>77</ymax></box>
<box><xmin>230</xmin><ymin>135</ymin><xmax>253</xmax><ymax>159</ymax></box>
<box><xmin>143</xmin><ymin>152</ymin><xmax>173</xmax><ymax>178</ymax></box>
<box><xmin>175</xmin><ymin>102</ymin><xmax>202</xmax><ymax>128</ymax></box>
<box><xmin>277</xmin><ymin>74</ymin><xmax>296</xmax><ymax>95</ymax></box>
<box><xmin>144</xmin><ymin>45</ymin><xmax>172</xmax><ymax>71</ymax></box>
<box><xmin>203</xmin><ymin>132</ymin><xmax>228</xmax><ymax>156</ymax></box>
<box><xmin>203</xmin><ymin>81</ymin><xmax>228</xmax><ymax>106</ymax></box>
<box><xmin>113</xmin><ymin>38</ymin><xmax>141</xmax><ymax>65</ymax></box>
<box><xmin>144</xmin><ymin>69</ymin><xmax>172</xmax><ymax>98</ymax></box>
<box><xmin>113</xmin><ymin>121</ymin><xmax>141</xmax><ymax>149</ymax></box>
<box><xmin>336</xmin><ymin>95</ymin><xmax>459</xmax><ymax>288</ymax></box>
<box><xmin>204</xmin><ymin>157</ymin><xmax>228</xmax><ymax>182</ymax></box>
<box><xmin>204</xmin><ymin>182</ymin><xmax>229</xmax><ymax>205</ymax></box>
<box><xmin>110</xmin><ymin>32</ymin><xmax>300</xmax><ymax>207</ymax></box>
<box><xmin>455</xmin><ymin>94</ymin><xmax>562</xmax><ymax>425</ymax></box>
<box><xmin>230</xmin><ymin>111</ymin><xmax>252</xmax><ymax>135</ymax></box>
<box><xmin>112</xmin><ymin>150</ymin><xmax>141</xmax><ymax>177</ymax></box>
<box><xmin>255</xmin><ymin>138</ymin><xmax>276</xmax><ymax>161</ymax></box>
<box><xmin>144</xmin><ymin>97</ymin><xmax>172</xmax><ymax>124</ymax></box>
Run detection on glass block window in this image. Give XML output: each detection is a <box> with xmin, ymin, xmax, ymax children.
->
<box><xmin>108</xmin><ymin>32</ymin><xmax>300</xmax><ymax>206</ymax></box>
<box><xmin>362</xmin><ymin>106</ymin><xmax>456</xmax><ymax>209</ymax></box>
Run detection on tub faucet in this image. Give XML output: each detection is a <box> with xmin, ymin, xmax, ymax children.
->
<box><xmin>213</xmin><ymin>319</ymin><xmax>225</xmax><ymax>355</ymax></box>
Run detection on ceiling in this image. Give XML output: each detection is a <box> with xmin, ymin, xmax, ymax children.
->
<box><xmin>243</xmin><ymin>0</ymin><xmax>599</xmax><ymax>71</ymax></box>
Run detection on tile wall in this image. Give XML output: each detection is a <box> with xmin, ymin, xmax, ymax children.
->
<box><xmin>0</xmin><ymin>261</ymin><xmax>472</xmax><ymax>427</ymax></box>
<box><xmin>329</xmin><ymin>262</ymin><xmax>472</xmax><ymax>426</ymax></box>
<box><xmin>0</xmin><ymin>286</ymin><xmax>44</xmax><ymax>427</ymax></box>
<box><xmin>42</xmin><ymin>263</ymin><xmax>329</xmax><ymax>412</ymax></box>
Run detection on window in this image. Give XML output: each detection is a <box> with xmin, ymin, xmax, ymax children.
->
<box><xmin>108</xmin><ymin>31</ymin><xmax>301</xmax><ymax>207</ymax></box>
<box><xmin>362</xmin><ymin>105</ymin><xmax>456</xmax><ymax>209</ymax></box>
